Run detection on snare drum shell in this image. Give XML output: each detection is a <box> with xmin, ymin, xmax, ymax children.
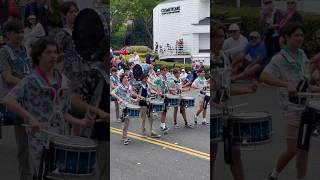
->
<box><xmin>230</xmin><ymin>112</ymin><xmax>272</xmax><ymax>145</ymax></box>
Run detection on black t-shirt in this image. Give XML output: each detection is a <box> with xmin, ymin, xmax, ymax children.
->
<box><xmin>139</xmin><ymin>84</ymin><xmax>148</xmax><ymax>106</ymax></box>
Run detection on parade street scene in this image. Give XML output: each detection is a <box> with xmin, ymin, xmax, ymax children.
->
<box><xmin>110</xmin><ymin>0</ymin><xmax>210</xmax><ymax>179</ymax></box>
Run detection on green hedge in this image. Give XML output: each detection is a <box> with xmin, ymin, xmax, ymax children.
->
<box><xmin>212</xmin><ymin>5</ymin><xmax>320</xmax><ymax>57</ymax></box>
<box><xmin>126</xmin><ymin>46</ymin><xmax>153</xmax><ymax>54</ymax></box>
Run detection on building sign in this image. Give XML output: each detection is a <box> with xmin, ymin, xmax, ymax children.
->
<box><xmin>161</xmin><ymin>6</ymin><xmax>180</xmax><ymax>15</ymax></box>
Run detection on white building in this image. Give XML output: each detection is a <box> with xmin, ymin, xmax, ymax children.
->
<box><xmin>153</xmin><ymin>0</ymin><xmax>210</xmax><ymax>65</ymax></box>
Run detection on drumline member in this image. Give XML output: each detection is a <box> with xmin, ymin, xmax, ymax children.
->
<box><xmin>212</xmin><ymin>21</ymin><xmax>257</xmax><ymax>180</ymax></box>
<box><xmin>57</xmin><ymin>5</ymin><xmax>110</xmax><ymax>179</ymax></box>
<box><xmin>139</xmin><ymin>74</ymin><xmax>161</xmax><ymax>138</ymax></box>
<box><xmin>111</xmin><ymin>67</ymin><xmax>121</xmax><ymax>122</ymax></box>
<box><xmin>0</xmin><ymin>18</ymin><xmax>32</xmax><ymax>180</ymax></box>
<box><xmin>192</xmin><ymin>69</ymin><xmax>210</xmax><ymax>125</ymax></box>
<box><xmin>111</xmin><ymin>74</ymin><xmax>144</xmax><ymax>145</ymax></box>
<box><xmin>153</xmin><ymin>66</ymin><xmax>170</xmax><ymax>132</ymax></box>
<box><xmin>2</xmin><ymin>38</ymin><xmax>94</xmax><ymax>179</ymax></box>
<box><xmin>168</xmin><ymin>68</ymin><xmax>193</xmax><ymax>128</ymax></box>
<box><xmin>259</xmin><ymin>23</ymin><xmax>320</xmax><ymax>180</ymax></box>
<box><xmin>128</xmin><ymin>62</ymin><xmax>135</xmax><ymax>85</ymax></box>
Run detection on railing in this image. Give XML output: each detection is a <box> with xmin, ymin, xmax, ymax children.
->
<box><xmin>156</xmin><ymin>45</ymin><xmax>191</xmax><ymax>59</ymax></box>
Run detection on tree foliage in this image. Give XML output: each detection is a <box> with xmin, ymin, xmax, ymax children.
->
<box><xmin>110</xmin><ymin>0</ymin><xmax>164</xmax><ymax>48</ymax></box>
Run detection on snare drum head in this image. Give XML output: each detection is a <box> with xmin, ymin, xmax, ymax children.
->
<box><xmin>126</xmin><ymin>104</ymin><xmax>141</xmax><ymax>109</ymax></box>
<box><xmin>53</xmin><ymin>136</ymin><xmax>97</xmax><ymax>150</ymax></box>
<box><xmin>165</xmin><ymin>94</ymin><xmax>179</xmax><ymax>99</ymax></box>
<box><xmin>150</xmin><ymin>100</ymin><xmax>164</xmax><ymax>105</ymax></box>
<box><xmin>308</xmin><ymin>100</ymin><xmax>320</xmax><ymax>110</ymax></box>
<box><xmin>181</xmin><ymin>96</ymin><xmax>194</xmax><ymax>100</ymax></box>
<box><xmin>231</xmin><ymin>112</ymin><xmax>271</xmax><ymax>121</ymax></box>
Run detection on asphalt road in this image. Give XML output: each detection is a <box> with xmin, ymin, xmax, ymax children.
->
<box><xmin>213</xmin><ymin>83</ymin><xmax>320</xmax><ymax>180</ymax></box>
<box><xmin>110</xmin><ymin>90</ymin><xmax>210</xmax><ymax>180</ymax></box>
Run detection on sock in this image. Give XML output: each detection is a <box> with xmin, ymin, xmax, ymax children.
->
<box><xmin>160</xmin><ymin>123</ymin><xmax>165</xmax><ymax>128</ymax></box>
<box><xmin>203</xmin><ymin>118</ymin><xmax>206</xmax><ymax>122</ymax></box>
<box><xmin>270</xmin><ymin>169</ymin><xmax>279</xmax><ymax>178</ymax></box>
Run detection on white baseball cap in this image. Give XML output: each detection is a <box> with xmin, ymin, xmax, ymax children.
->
<box><xmin>229</xmin><ymin>23</ymin><xmax>240</xmax><ymax>31</ymax></box>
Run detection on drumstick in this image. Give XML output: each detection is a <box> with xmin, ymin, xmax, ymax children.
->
<box><xmin>21</xmin><ymin>124</ymin><xmax>67</xmax><ymax>138</ymax></box>
<box><xmin>229</xmin><ymin>103</ymin><xmax>249</xmax><ymax>110</ymax></box>
<box><xmin>297</xmin><ymin>92</ymin><xmax>320</xmax><ymax>97</ymax></box>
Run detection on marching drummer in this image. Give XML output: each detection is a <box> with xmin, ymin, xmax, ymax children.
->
<box><xmin>212</xmin><ymin>21</ymin><xmax>257</xmax><ymax>180</ymax></box>
<box><xmin>153</xmin><ymin>66</ymin><xmax>170</xmax><ymax>133</ymax></box>
<box><xmin>168</xmin><ymin>68</ymin><xmax>193</xmax><ymax>129</ymax></box>
<box><xmin>111</xmin><ymin>73</ymin><xmax>144</xmax><ymax>145</ymax></box>
<box><xmin>192</xmin><ymin>69</ymin><xmax>210</xmax><ymax>125</ymax></box>
<box><xmin>111</xmin><ymin>67</ymin><xmax>121</xmax><ymax>122</ymax></box>
<box><xmin>139</xmin><ymin>74</ymin><xmax>161</xmax><ymax>138</ymax></box>
<box><xmin>259</xmin><ymin>22</ymin><xmax>320</xmax><ymax>180</ymax></box>
<box><xmin>0</xmin><ymin>18</ymin><xmax>32</xmax><ymax>180</ymax></box>
<box><xmin>2</xmin><ymin>38</ymin><xmax>94</xmax><ymax>178</ymax></box>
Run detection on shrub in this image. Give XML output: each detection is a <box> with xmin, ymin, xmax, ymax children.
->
<box><xmin>127</xmin><ymin>46</ymin><xmax>153</xmax><ymax>54</ymax></box>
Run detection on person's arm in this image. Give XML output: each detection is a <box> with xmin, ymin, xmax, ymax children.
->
<box><xmin>230</xmin><ymin>84</ymin><xmax>256</xmax><ymax>96</ymax></box>
<box><xmin>2</xmin><ymin>70</ymin><xmax>21</xmax><ymax>86</ymax></box>
<box><xmin>70</xmin><ymin>95</ymin><xmax>108</xmax><ymax>120</ymax></box>
<box><xmin>231</xmin><ymin>53</ymin><xmax>245</xmax><ymax>67</ymax></box>
<box><xmin>63</xmin><ymin>112</ymin><xmax>94</xmax><ymax>128</ymax></box>
<box><xmin>3</xmin><ymin>95</ymin><xmax>40</xmax><ymax>132</ymax></box>
<box><xmin>310</xmin><ymin>53</ymin><xmax>320</xmax><ymax>74</ymax></box>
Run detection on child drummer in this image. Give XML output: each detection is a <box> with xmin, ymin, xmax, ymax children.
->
<box><xmin>2</xmin><ymin>38</ymin><xmax>94</xmax><ymax>178</ymax></box>
<box><xmin>139</xmin><ymin>74</ymin><xmax>161</xmax><ymax>138</ymax></box>
<box><xmin>111</xmin><ymin>74</ymin><xmax>144</xmax><ymax>145</ymax></box>
<box><xmin>168</xmin><ymin>68</ymin><xmax>193</xmax><ymax>128</ymax></box>
<box><xmin>110</xmin><ymin>67</ymin><xmax>120</xmax><ymax>122</ymax></box>
<box><xmin>192</xmin><ymin>69</ymin><xmax>210</xmax><ymax>125</ymax></box>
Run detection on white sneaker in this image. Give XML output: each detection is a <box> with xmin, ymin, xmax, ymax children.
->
<box><xmin>194</xmin><ymin>115</ymin><xmax>198</xmax><ymax>124</ymax></box>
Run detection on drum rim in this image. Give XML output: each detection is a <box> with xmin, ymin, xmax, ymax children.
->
<box><xmin>232</xmin><ymin>138</ymin><xmax>272</xmax><ymax>145</ymax></box>
<box><xmin>165</xmin><ymin>94</ymin><xmax>179</xmax><ymax>98</ymax></box>
<box><xmin>149</xmin><ymin>100</ymin><xmax>164</xmax><ymax>105</ymax></box>
<box><xmin>307</xmin><ymin>101</ymin><xmax>320</xmax><ymax>111</ymax></box>
<box><xmin>53</xmin><ymin>136</ymin><xmax>98</xmax><ymax>149</ymax></box>
<box><xmin>50</xmin><ymin>170</ymin><xmax>96</xmax><ymax>177</ymax></box>
<box><xmin>230</xmin><ymin>111</ymin><xmax>272</xmax><ymax>121</ymax></box>
<box><xmin>126</xmin><ymin>104</ymin><xmax>141</xmax><ymax>109</ymax></box>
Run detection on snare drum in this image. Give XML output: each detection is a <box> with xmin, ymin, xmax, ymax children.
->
<box><xmin>149</xmin><ymin>100</ymin><xmax>164</xmax><ymax>113</ymax></box>
<box><xmin>0</xmin><ymin>103</ymin><xmax>19</xmax><ymax>126</ymax></box>
<box><xmin>230</xmin><ymin>112</ymin><xmax>272</xmax><ymax>145</ymax></box>
<box><xmin>180</xmin><ymin>96</ymin><xmax>195</xmax><ymax>108</ymax></box>
<box><xmin>126</xmin><ymin>104</ymin><xmax>141</xmax><ymax>118</ymax></box>
<box><xmin>50</xmin><ymin>136</ymin><xmax>97</xmax><ymax>176</ymax></box>
<box><xmin>306</xmin><ymin>100</ymin><xmax>320</xmax><ymax>129</ymax></box>
<box><xmin>165</xmin><ymin>94</ymin><xmax>180</xmax><ymax>107</ymax></box>
<box><xmin>211</xmin><ymin>110</ymin><xmax>223</xmax><ymax>142</ymax></box>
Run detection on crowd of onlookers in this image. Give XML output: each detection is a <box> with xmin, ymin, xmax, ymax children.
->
<box><xmin>222</xmin><ymin>0</ymin><xmax>320</xmax><ymax>82</ymax></box>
